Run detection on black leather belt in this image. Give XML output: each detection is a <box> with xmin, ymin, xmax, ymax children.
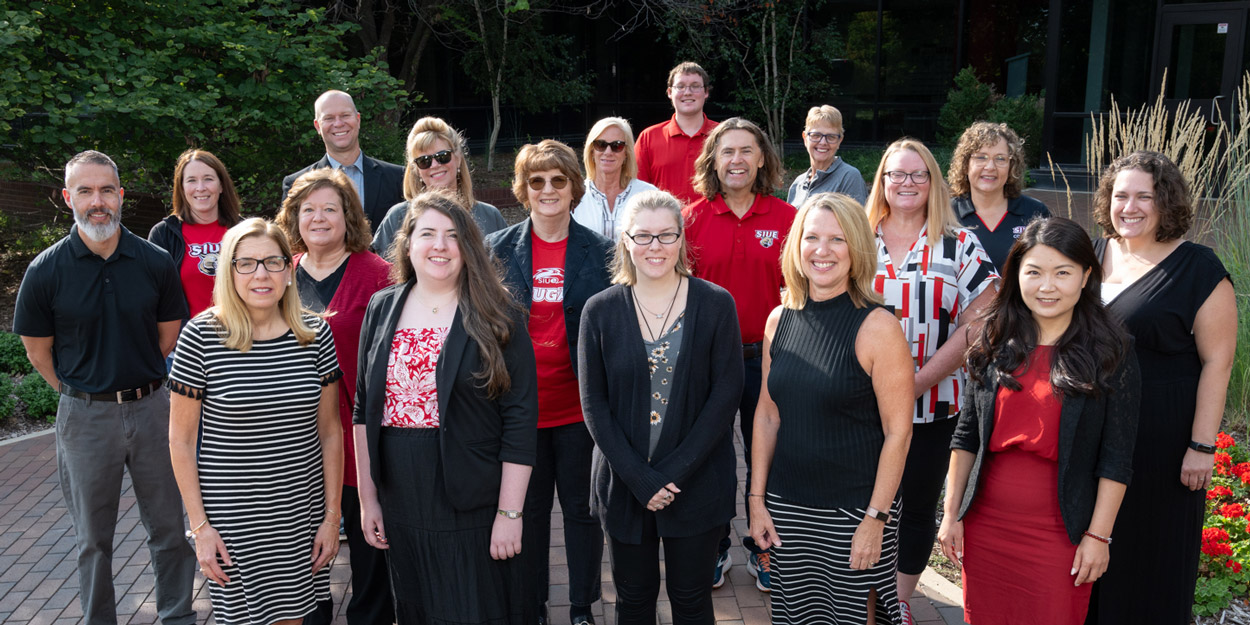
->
<box><xmin>743</xmin><ymin>342</ymin><xmax>763</xmax><ymax>360</ymax></box>
<box><xmin>60</xmin><ymin>379</ymin><xmax>164</xmax><ymax>404</ymax></box>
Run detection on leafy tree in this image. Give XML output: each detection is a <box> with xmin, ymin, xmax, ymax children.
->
<box><xmin>421</xmin><ymin>0</ymin><xmax>594</xmax><ymax>170</ymax></box>
<box><xmin>937</xmin><ymin>66</ymin><xmax>1044</xmax><ymax>167</ymax></box>
<box><xmin>0</xmin><ymin>0</ymin><xmax>410</xmax><ymax>207</ymax></box>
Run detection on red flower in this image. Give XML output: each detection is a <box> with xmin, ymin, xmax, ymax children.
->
<box><xmin>1217</xmin><ymin>432</ymin><xmax>1236</xmax><ymax>449</ymax></box>
<box><xmin>1206</xmin><ymin>527</ymin><xmax>1232</xmax><ymax>543</ymax></box>
<box><xmin>1227</xmin><ymin>560</ymin><xmax>1243</xmax><ymax>574</ymax></box>
<box><xmin>1232</xmin><ymin>463</ymin><xmax>1250</xmax><ymax>480</ymax></box>
<box><xmin>1209</xmin><ymin>485</ymin><xmax>1235</xmax><ymax>500</ymax></box>
<box><xmin>1219</xmin><ymin>503</ymin><xmax>1246</xmax><ymax>519</ymax></box>
<box><xmin>1216</xmin><ymin>452</ymin><xmax>1233</xmax><ymax>476</ymax></box>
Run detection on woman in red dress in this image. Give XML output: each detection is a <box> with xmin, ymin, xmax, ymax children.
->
<box><xmin>938</xmin><ymin>217</ymin><xmax>1140</xmax><ymax>624</ymax></box>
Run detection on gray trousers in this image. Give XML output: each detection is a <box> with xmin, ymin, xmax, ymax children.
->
<box><xmin>56</xmin><ymin>389</ymin><xmax>196</xmax><ymax>625</ymax></box>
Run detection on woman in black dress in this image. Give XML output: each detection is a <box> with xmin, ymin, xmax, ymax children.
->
<box><xmin>579</xmin><ymin>189</ymin><xmax>743</xmax><ymax>625</ymax></box>
<box><xmin>1085</xmin><ymin>151</ymin><xmax>1237</xmax><ymax>624</ymax></box>
<box><xmin>353</xmin><ymin>190</ymin><xmax>538</xmax><ymax>625</ymax></box>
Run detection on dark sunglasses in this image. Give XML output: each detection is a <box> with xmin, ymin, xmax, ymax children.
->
<box><xmin>592</xmin><ymin>140</ymin><xmax>627</xmax><ymax>153</ymax></box>
<box><xmin>527</xmin><ymin>175</ymin><xmax>570</xmax><ymax>191</ymax></box>
<box><xmin>413</xmin><ymin>150</ymin><xmax>454</xmax><ymax>170</ymax></box>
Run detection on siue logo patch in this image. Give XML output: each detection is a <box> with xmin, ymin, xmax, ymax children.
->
<box><xmin>755</xmin><ymin>229</ymin><xmax>779</xmax><ymax>248</ymax></box>
<box><xmin>188</xmin><ymin>242</ymin><xmax>222</xmax><ymax>276</ymax></box>
<box><xmin>1012</xmin><ymin>225</ymin><xmax>1026</xmax><ymax>239</ymax></box>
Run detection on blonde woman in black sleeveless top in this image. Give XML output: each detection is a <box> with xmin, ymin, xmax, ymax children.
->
<box><xmin>748</xmin><ymin>193</ymin><xmax>914</xmax><ymax>624</ymax></box>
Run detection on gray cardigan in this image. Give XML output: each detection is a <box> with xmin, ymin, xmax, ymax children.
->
<box><xmin>578</xmin><ymin>278</ymin><xmax>743</xmax><ymax>543</ymax></box>
<box><xmin>951</xmin><ymin>348</ymin><xmax>1141</xmax><ymax>545</ymax></box>
<box><xmin>786</xmin><ymin>158</ymin><xmax>868</xmax><ymax>208</ymax></box>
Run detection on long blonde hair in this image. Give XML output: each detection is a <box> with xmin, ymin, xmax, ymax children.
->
<box><xmin>583</xmin><ymin>117</ymin><xmax>639</xmax><ymax>188</ymax></box>
<box><xmin>610</xmin><ymin>190</ymin><xmax>692</xmax><ymax>285</ymax></box>
<box><xmin>865</xmin><ymin>138</ymin><xmax>959</xmax><ymax>243</ymax></box>
<box><xmin>210</xmin><ymin>218</ymin><xmax>314</xmax><ymax>352</ymax></box>
<box><xmin>781</xmin><ymin>193</ymin><xmax>883</xmax><ymax>309</ymax></box>
<box><xmin>403</xmin><ymin>117</ymin><xmax>476</xmax><ymax>209</ymax></box>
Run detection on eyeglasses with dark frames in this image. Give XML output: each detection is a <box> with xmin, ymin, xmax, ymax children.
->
<box><xmin>592</xmin><ymin>140</ymin><xmax>627</xmax><ymax>153</ymax></box>
<box><xmin>883</xmin><ymin>170</ymin><xmax>931</xmax><ymax>184</ymax></box>
<box><xmin>670</xmin><ymin>83</ymin><xmax>705</xmax><ymax>93</ymax></box>
<box><xmin>232</xmin><ymin>255</ymin><xmax>289</xmax><ymax>274</ymax></box>
<box><xmin>805</xmin><ymin>131</ymin><xmax>843</xmax><ymax>144</ymax></box>
<box><xmin>527</xmin><ymin>175</ymin><xmax>570</xmax><ymax>191</ymax></box>
<box><xmin>413</xmin><ymin>150</ymin><xmax>454</xmax><ymax>170</ymax></box>
<box><xmin>626</xmin><ymin>232</ymin><xmax>681</xmax><ymax>245</ymax></box>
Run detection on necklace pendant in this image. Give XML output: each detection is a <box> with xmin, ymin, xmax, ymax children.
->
<box><xmin>432</xmin><ymin>306</ymin><xmax>439</xmax><ymax>314</ymax></box>
<box><xmin>654</xmin><ymin>313</ymin><xmax>664</xmax><ymax>319</ymax></box>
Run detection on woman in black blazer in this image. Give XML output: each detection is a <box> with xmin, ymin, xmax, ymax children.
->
<box><xmin>485</xmin><ymin>139</ymin><xmax>614</xmax><ymax>625</ymax></box>
<box><xmin>938</xmin><ymin>217</ymin><xmax>1140</xmax><ymax>624</ymax></box>
<box><xmin>353</xmin><ymin>190</ymin><xmax>538</xmax><ymax>625</ymax></box>
<box><xmin>579</xmin><ymin>189</ymin><xmax>743</xmax><ymax>625</ymax></box>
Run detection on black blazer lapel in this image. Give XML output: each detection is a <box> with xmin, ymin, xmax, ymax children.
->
<box><xmin>510</xmin><ymin>221</ymin><xmax>535</xmax><ymax>307</ymax></box>
<box><xmin>362</xmin><ymin>155</ymin><xmax>382</xmax><ymax>220</ymax></box>
<box><xmin>1056</xmin><ymin>392</ymin><xmax>1085</xmax><ymax>483</ymax></box>
<box><xmin>436</xmin><ymin>307</ymin><xmax>470</xmax><ymax>421</ymax></box>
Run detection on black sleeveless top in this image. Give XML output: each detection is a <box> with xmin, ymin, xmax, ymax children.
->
<box><xmin>766</xmin><ymin>292</ymin><xmax>883</xmax><ymax>509</ymax></box>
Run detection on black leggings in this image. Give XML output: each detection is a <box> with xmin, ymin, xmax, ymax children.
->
<box><xmin>609</xmin><ymin>514</ymin><xmax>722</xmax><ymax>625</ymax></box>
<box><xmin>896</xmin><ymin>417</ymin><xmax>959</xmax><ymax>575</ymax></box>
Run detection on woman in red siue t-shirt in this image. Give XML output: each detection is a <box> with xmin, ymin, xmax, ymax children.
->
<box><xmin>148</xmin><ymin>149</ymin><xmax>242</xmax><ymax>319</ymax></box>
<box><xmin>486</xmin><ymin>139</ymin><xmax>615</xmax><ymax>625</ymax></box>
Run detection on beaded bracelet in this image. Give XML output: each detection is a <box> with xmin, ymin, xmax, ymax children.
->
<box><xmin>185</xmin><ymin>518</ymin><xmax>209</xmax><ymax>539</ymax></box>
<box><xmin>1083</xmin><ymin>530</ymin><xmax>1112</xmax><ymax>544</ymax></box>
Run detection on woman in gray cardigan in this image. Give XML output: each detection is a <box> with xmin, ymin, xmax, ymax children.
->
<box><xmin>578</xmin><ymin>190</ymin><xmax>743</xmax><ymax>625</ymax></box>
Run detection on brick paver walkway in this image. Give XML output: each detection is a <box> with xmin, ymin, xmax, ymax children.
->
<box><xmin>0</xmin><ymin>427</ymin><xmax>966</xmax><ymax>625</ymax></box>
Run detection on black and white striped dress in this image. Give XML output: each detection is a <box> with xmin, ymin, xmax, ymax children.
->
<box><xmin>169</xmin><ymin>313</ymin><xmax>341</xmax><ymax>625</ymax></box>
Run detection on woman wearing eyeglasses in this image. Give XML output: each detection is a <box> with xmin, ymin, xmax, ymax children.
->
<box><xmin>579</xmin><ymin>189</ymin><xmax>743</xmax><ymax>625</ymax></box>
<box><xmin>574</xmin><ymin>117</ymin><xmax>658</xmax><ymax>239</ymax></box>
<box><xmin>169</xmin><ymin>218</ymin><xmax>343</xmax><ymax>625</ymax></box>
<box><xmin>866</xmin><ymin>138</ymin><xmax>998</xmax><ymax>622</ymax></box>
<box><xmin>948</xmin><ymin>122</ymin><xmax>1050</xmax><ymax>272</ymax></box>
<box><xmin>486</xmin><ymin>139</ymin><xmax>614</xmax><ymax>625</ymax></box>
<box><xmin>787</xmin><ymin>106</ymin><xmax>867</xmax><ymax>208</ymax></box>
<box><xmin>372</xmin><ymin>117</ymin><xmax>508</xmax><ymax>257</ymax></box>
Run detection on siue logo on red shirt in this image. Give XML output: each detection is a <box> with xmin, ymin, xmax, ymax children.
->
<box><xmin>188</xmin><ymin>242</ymin><xmax>222</xmax><ymax>276</ymax></box>
<box><xmin>533</xmin><ymin>267</ymin><xmax>564</xmax><ymax>303</ymax></box>
<box><xmin>755</xmin><ymin>229</ymin><xmax>779</xmax><ymax>248</ymax></box>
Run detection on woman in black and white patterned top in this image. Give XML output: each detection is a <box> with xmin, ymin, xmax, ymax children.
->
<box><xmin>168</xmin><ymin>218</ymin><xmax>343</xmax><ymax>625</ymax></box>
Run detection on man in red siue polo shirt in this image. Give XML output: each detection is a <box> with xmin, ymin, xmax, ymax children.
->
<box><xmin>682</xmin><ymin>117</ymin><xmax>795</xmax><ymax>592</ymax></box>
<box><xmin>635</xmin><ymin>61</ymin><xmax>719</xmax><ymax>206</ymax></box>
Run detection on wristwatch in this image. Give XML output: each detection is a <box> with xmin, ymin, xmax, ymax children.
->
<box><xmin>865</xmin><ymin>506</ymin><xmax>890</xmax><ymax>522</ymax></box>
<box><xmin>497</xmin><ymin>509</ymin><xmax>523</xmax><ymax>519</ymax></box>
<box><xmin>1189</xmin><ymin>440</ymin><xmax>1217</xmax><ymax>454</ymax></box>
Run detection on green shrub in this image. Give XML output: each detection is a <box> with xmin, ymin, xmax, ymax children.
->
<box><xmin>937</xmin><ymin>66</ymin><xmax>1045</xmax><ymax>169</ymax></box>
<box><xmin>0</xmin><ymin>375</ymin><xmax>15</xmax><ymax>421</ymax></box>
<box><xmin>937</xmin><ymin>67</ymin><xmax>996</xmax><ymax>146</ymax></box>
<box><xmin>0</xmin><ymin>332</ymin><xmax>34</xmax><ymax>375</ymax></box>
<box><xmin>15</xmin><ymin>375</ymin><xmax>59</xmax><ymax>423</ymax></box>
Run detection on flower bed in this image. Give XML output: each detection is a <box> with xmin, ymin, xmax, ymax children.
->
<box><xmin>1196</xmin><ymin>432</ymin><xmax>1250</xmax><ymax>616</ymax></box>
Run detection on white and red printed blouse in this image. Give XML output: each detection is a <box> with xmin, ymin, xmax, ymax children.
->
<box><xmin>873</xmin><ymin>224</ymin><xmax>998</xmax><ymax>424</ymax></box>
<box><xmin>382</xmin><ymin>326</ymin><xmax>449</xmax><ymax>428</ymax></box>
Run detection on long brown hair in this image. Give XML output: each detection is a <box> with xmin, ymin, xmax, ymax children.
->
<box><xmin>171</xmin><ymin>149</ymin><xmax>242</xmax><ymax>227</ymax></box>
<box><xmin>692</xmin><ymin>117</ymin><xmax>784</xmax><ymax>201</ymax></box>
<box><xmin>391</xmin><ymin>190</ymin><xmax>519</xmax><ymax>398</ymax></box>
<box><xmin>276</xmin><ymin>168</ymin><xmax>373</xmax><ymax>254</ymax></box>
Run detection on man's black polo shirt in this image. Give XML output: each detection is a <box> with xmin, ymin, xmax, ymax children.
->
<box><xmin>14</xmin><ymin>225</ymin><xmax>187</xmax><ymax>393</ymax></box>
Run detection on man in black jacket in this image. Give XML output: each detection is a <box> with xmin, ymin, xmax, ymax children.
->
<box><xmin>282</xmin><ymin>90</ymin><xmax>404</xmax><ymax>233</ymax></box>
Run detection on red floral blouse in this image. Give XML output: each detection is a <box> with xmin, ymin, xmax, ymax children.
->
<box><xmin>382</xmin><ymin>326</ymin><xmax>449</xmax><ymax>428</ymax></box>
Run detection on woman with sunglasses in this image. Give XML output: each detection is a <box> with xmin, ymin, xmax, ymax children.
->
<box><xmin>579</xmin><ymin>189</ymin><xmax>743</xmax><ymax>624</ymax></box>
<box><xmin>486</xmin><ymin>139</ymin><xmax>614</xmax><ymax>625</ymax></box>
<box><xmin>948</xmin><ymin>122</ymin><xmax>1049</xmax><ymax>272</ymax></box>
<box><xmin>372</xmin><ymin>117</ymin><xmax>508</xmax><ymax>257</ymax></box>
<box><xmin>865</xmin><ymin>138</ymin><xmax>998</xmax><ymax>622</ymax></box>
<box><xmin>574</xmin><ymin>117</ymin><xmax>658</xmax><ymax>239</ymax></box>
<box><xmin>787</xmin><ymin>106</ymin><xmax>867</xmax><ymax>208</ymax></box>
<box><xmin>169</xmin><ymin>218</ymin><xmax>343</xmax><ymax>625</ymax></box>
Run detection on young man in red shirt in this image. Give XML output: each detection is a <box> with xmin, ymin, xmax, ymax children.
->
<box><xmin>635</xmin><ymin>62</ymin><xmax>719</xmax><ymax>205</ymax></box>
<box><xmin>682</xmin><ymin>117</ymin><xmax>795</xmax><ymax>592</ymax></box>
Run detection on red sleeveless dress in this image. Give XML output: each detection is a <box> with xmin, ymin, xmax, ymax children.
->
<box><xmin>962</xmin><ymin>345</ymin><xmax>1092</xmax><ymax>624</ymax></box>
